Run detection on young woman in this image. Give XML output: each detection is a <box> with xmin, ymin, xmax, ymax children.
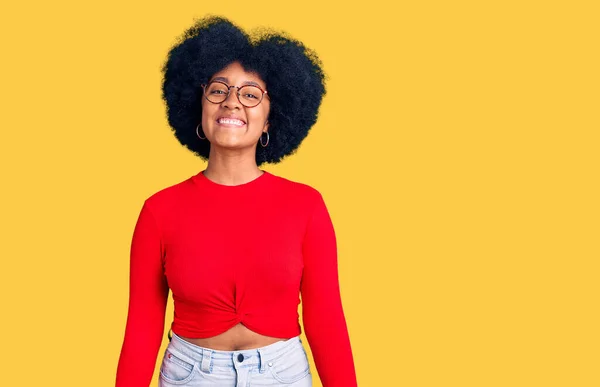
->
<box><xmin>116</xmin><ymin>16</ymin><xmax>357</xmax><ymax>387</ymax></box>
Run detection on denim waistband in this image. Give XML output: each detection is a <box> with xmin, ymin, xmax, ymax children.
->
<box><xmin>168</xmin><ymin>331</ymin><xmax>304</xmax><ymax>373</ymax></box>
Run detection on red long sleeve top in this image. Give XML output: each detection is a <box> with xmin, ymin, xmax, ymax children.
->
<box><xmin>116</xmin><ymin>170</ymin><xmax>357</xmax><ymax>386</ymax></box>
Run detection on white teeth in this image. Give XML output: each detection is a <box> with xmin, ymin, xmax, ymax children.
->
<box><xmin>218</xmin><ymin>118</ymin><xmax>245</xmax><ymax>126</ymax></box>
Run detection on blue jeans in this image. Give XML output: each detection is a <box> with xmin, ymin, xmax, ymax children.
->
<box><xmin>158</xmin><ymin>332</ymin><xmax>313</xmax><ymax>386</ymax></box>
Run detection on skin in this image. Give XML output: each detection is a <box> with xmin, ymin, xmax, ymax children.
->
<box><xmin>198</xmin><ymin>61</ymin><xmax>270</xmax><ymax>186</ymax></box>
<box><xmin>178</xmin><ymin>61</ymin><xmax>284</xmax><ymax>350</ymax></box>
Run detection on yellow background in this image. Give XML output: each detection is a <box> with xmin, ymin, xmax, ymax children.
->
<box><xmin>1</xmin><ymin>1</ymin><xmax>598</xmax><ymax>386</ymax></box>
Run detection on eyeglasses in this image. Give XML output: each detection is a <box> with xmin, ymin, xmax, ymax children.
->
<box><xmin>201</xmin><ymin>81</ymin><xmax>269</xmax><ymax>108</ymax></box>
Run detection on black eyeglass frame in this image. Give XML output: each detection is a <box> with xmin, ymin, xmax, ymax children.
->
<box><xmin>201</xmin><ymin>81</ymin><xmax>270</xmax><ymax>108</ymax></box>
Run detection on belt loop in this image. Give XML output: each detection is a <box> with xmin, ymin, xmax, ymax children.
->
<box><xmin>201</xmin><ymin>348</ymin><xmax>212</xmax><ymax>373</ymax></box>
<box><xmin>257</xmin><ymin>348</ymin><xmax>266</xmax><ymax>373</ymax></box>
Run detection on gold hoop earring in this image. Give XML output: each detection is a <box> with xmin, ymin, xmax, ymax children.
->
<box><xmin>260</xmin><ymin>131</ymin><xmax>269</xmax><ymax>147</ymax></box>
<box><xmin>196</xmin><ymin>124</ymin><xmax>206</xmax><ymax>140</ymax></box>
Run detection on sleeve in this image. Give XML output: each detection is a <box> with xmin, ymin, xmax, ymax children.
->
<box><xmin>301</xmin><ymin>192</ymin><xmax>358</xmax><ymax>387</ymax></box>
<box><xmin>116</xmin><ymin>200</ymin><xmax>169</xmax><ymax>387</ymax></box>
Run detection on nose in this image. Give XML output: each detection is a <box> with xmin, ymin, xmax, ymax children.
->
<box><xmin>222</xmin><ymin>86</ymin><xmax>242</xmax><ymax>109</ymax></box>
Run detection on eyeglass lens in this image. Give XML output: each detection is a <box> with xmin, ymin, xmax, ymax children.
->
<box><xmin>204</xmin><ymin>82</ymin><xmax>264</xmax><ymax>107</ymax></box>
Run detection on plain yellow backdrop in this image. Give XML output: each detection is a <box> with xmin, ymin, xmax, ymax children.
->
<box><xmin>1</xmin><ymin>1</ymin><xmax>598</xmax><ymax>386</ymax></box>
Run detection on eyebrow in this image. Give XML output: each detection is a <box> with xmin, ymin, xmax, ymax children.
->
<box><xmin>210</xmin><ymin>77</ymin><xmax>262</xmax><ymax>88</ymax></box>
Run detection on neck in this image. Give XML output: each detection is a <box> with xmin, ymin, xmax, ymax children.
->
<box><xmin>203</xmin><ymin>149</ymin><xmax>263</xmax><ymax>186</ymax></box>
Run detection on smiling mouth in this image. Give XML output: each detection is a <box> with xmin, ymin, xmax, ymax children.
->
<box><xmin>217</xmin><ymin>118</ymin><xmax>246</xmax><ymax>127</ymax></box>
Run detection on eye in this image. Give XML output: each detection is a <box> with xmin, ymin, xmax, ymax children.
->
<box><xmin>243</xmin><ymin>93</ymin><xmax>258</xmax><ymax>99</ymax></box>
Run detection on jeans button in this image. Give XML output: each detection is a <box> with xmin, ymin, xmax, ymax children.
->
<box><xmin>238</xmin><ymin>354</ymin><xmax>244</xmax><ymax>362</ymax></box>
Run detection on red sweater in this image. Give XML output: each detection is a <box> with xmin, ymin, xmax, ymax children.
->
<box><xmin>116</xmin><ymin>170</ymin><xmax>357</xmax><ymax>386</ymax></box>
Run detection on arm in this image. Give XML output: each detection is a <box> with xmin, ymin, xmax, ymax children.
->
<box><xmin>301</xmin><ymin>192</ymin><xmax>358</xmax><ymax>387</ymax></box>
<box><xmin>116</xmin><ymin>200</ymin><xmax>169</xmax><ymax>387</ymax></box>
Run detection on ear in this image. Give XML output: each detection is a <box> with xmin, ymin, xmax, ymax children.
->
<box><xmin>263</xmin><ymin>120</ymin><xmax>270</xmax><ymax>132</ymax></box>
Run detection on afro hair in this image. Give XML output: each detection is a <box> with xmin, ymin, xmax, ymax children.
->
<box><xmin>160</xmin><ymin>16</ymin><xmax>327</xmax><ymax>166</ymax></box>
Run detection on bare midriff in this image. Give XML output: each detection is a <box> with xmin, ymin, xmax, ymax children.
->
<box><xmin>177</xmin><ymin>323</ymin><xmax>286</xmax><ymax>351</ymax></box>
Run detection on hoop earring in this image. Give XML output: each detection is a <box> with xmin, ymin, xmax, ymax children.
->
<box><xmin>196</xmin><ymin>124</ymin><xmax>206</xmax><ymax>140</ymax></box>
<box><xmin>260</xmin><ymin>131</ymin><xmax>270</xmax><ymax>147</ymax></box>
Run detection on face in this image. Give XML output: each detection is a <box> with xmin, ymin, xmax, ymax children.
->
<box><xmin>200</xmin><ymin>61</ymin><xmax>270</xmax><ymax>152</ymax></box>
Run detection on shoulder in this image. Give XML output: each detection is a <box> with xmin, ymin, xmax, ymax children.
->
<box><xmin>265</xmin><ymin>172</ymin><xmax>331</xmax><ymax>220</ymax></box>
<box><xmin>267</xmin><ymin>172</ymin><xmax>324</xmax><ymax>203</ymax></box>
<box><xmin>141</xmin><ymin>175</ymin><xmax>195</xmax><ymax>214</ymax></box>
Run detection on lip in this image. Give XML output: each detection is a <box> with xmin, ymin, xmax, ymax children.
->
<box><xmin>216</xmin><ymin>116</ymin><xmax>246</xmax><ymax>127</ymax></box>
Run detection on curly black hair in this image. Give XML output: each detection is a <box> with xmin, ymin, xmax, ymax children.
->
<box><xmin>160</xmin><ymin>16</ymin><xmax>327</xmax><ymax>166</ymax></box>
